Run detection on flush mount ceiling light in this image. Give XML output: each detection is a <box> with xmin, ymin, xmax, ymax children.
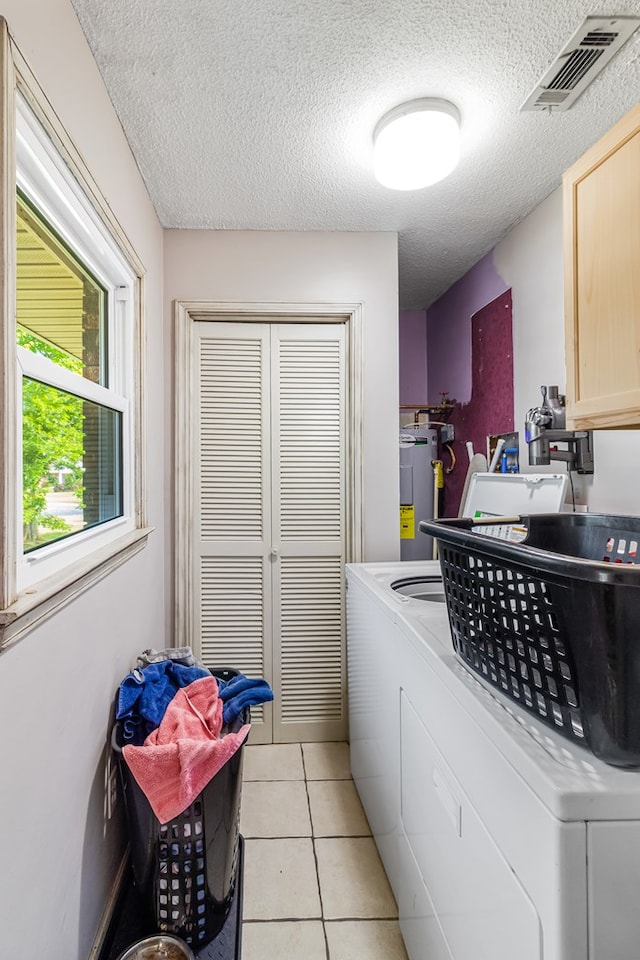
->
<box><xmin>373</xmin><ymin>98</ymin><xmax>461</xmax><ymax>191</ymax></box>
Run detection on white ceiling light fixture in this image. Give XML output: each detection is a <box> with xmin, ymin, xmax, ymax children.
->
<box><xmin>373</xmin><ymin>98</ymin><xmax>461</xmax><ymax>191</ymax></box>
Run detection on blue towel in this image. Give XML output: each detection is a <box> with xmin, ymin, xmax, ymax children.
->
<box><xmin>119</xmin><ymin>716</ymin><xmax>146</xmax><ymax>745</ymax></box>
<box><xmin>217</xmin><ymin>674</ymin><xmax>274</xmax><ymax>726</ymax></box>
<box><xmin>117</xmin><ymin>660</ymin><xmax>209</xmax><ymax>734</ymax></box>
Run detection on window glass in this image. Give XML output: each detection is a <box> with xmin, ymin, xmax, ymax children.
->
<box><xmin>22</xmin><ymin>378</ymin><xmax>122</xmax><ymax>552</ymax></box>
<box><xmin>17</xmin><ymin>187</ymin><xmax>124</xmax><ymax>554</ymax></box>
<box><xmin>17</xmin><ymin>191</ymin><xmax>107</xmax><ymax>385</ymax></box>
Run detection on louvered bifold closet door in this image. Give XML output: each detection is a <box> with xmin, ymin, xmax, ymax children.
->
<box><xmin>271</xmin><ymin>324</ymin><xmax>347</xmax><ymax>742</ymax></box>
<box><xmin>194</xmin><ymin>322</ymin><xmax>273</xmax><ymax>742</ymax></box>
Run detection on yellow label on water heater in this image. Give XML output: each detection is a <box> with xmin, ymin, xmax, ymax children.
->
<box><xmin>400</xmin><ymin>505</ymin><xmax>415</xmax><ymax>539</ymax></box>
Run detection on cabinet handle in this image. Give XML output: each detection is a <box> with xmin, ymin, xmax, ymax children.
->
<box><xmin>270</xmin><ymin>547</ymin><xmax>279</xmax><ymax>558</ymax></box>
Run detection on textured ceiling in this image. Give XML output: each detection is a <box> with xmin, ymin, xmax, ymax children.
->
<box><xmin>69</xmin><ymin>0</ymin><xmax>640</xmax><ymax>309</ymax></box>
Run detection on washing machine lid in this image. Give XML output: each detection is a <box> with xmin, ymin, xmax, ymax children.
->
<box><xmin>461</xmin><ymin>472</ymin><xmax>568</xmax><ymax>519</ymax></box>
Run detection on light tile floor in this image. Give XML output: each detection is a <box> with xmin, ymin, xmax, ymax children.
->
<box><xmin>241</xmin><ymin>742</ymin><xmax>409</xmax><ymax>960</ymax></box>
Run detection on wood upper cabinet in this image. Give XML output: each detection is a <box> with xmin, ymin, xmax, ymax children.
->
<box><xmin>563</xmin><ymin>102</ymin><xmax>640</xmax><ymax>429</ymax></box>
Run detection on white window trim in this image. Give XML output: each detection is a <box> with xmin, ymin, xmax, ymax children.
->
<box><xmin>0</xmin><ymin>19</ymin><xmax>151</xmax><ymax>648</ymax></box>
<box><xmin>17</xmin><ymin>347</ymin><xmax>129</xmax><ymax>410</ymax></box>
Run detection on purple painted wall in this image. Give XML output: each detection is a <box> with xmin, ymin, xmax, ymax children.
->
<box><xmin>443</xmin><ymin>290</ymin><xmax>515</xmax><ymax>516</ymax></box>
<box><xmin>399</xmin><ymin>310</ymin><xmax>428</xmax><ymax>406</ymax></box>
<box><xmin>426</xmin><ymin>251</ymin><xmax>508</xmax><ymax>404</ymax></box>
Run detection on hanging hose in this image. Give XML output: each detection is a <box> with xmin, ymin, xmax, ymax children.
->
<box><xmin>444</xmin><ymin>443</ymin><xmax>456</xmax><ymax>474</ymax></box>
<box><xmin>431</xmin><ymin>459</ymin><xmax>444</xmax><ymax>560</ymax></box>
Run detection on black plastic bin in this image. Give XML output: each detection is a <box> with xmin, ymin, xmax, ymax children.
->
<box><xmin>112</xmin><ymin>668</ymin><xmax>248</xmax><ymax>949</ymax></box>
<box><xmin>419</xmin><ymin>513</ymin><xmax>640</xmax><ymax>767</ymax></box>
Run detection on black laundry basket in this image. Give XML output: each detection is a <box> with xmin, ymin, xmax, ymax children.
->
<box><xmin>419</xmin><ymin>513</ymin><xmax>640</xmax><ymax>767</ymax></box>
<box><xmin>112</xmin><ymin>668</ymin><xmax>248</xmax><ymax>949</ymax></box>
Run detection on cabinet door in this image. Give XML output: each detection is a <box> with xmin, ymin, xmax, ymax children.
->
<box><xmin>564</xmin><ymin>103</ymin><xmax>640</xmax><ymax>429</ymax></box>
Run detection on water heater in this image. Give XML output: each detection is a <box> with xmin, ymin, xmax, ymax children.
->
<box><xmin>399</xmin><ymin>426</ymin><xmax>438</xmax><ymax>560</ymax></box>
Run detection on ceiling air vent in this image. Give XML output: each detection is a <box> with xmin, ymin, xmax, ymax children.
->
<box><xmin>521</xmin><ymin>16</ymin><xmax>640</xmax><ymax>112</ymax></box>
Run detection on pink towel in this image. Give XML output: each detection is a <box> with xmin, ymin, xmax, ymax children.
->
<box><xmin>123</xmin><ymin>675</ymin><xmax>251</xmax><ymax>824</ymax></box>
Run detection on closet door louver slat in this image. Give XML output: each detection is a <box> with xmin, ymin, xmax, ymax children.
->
<box><xmin>278</xmin><ymin>556</ymin><xmax>344</xmax><ymax>725</ymax></box>
<box><xmin>200</xmin><ymin>556</ymin><xmax>266</xmax><ymax>724</ymax></box>
<box><xmin>199</xmin><ymin>337</ymin><xmax>265</xmax><ymax>541</ymax></box>
<box><xmin>195</xmin><ymin>325</ymin><xmax>272</xmax><ymax>736</ymax></box>
<box><xmin>276</xmin><ymin>337</ymin><xmax>344</xmax><ymax>542</ymax></box>
<box><xmin>271</xmin><ymin>326</ymin><xmax>346</xmax><ymax>741</ymax></box>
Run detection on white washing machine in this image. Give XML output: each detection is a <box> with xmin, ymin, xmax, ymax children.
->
<box><xmin>347</xmin><ymin>560</ymin><xmax>640</xmax><ymax>960</ymax></box>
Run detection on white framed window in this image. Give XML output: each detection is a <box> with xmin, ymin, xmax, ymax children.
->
<box><xmin>0</xmin><ymin>21</ymin><xmax>149</xmax><ymax>644</ymax></box>
<box><xmin>15</xmin><ymin>93</ymin><xmax>138</xmax><ymax>589</ymax></box>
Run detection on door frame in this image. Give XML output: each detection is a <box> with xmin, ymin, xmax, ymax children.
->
<box><xmin>174</xmin><ymin>299</ymin><xmax>364</xmax><ymax>646</ymax></box>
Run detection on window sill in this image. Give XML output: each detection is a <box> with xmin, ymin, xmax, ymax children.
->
<box><xmin>0</xmin><ymin>526</ymin><xmax>154</xmax><ymax>650</ymax></box>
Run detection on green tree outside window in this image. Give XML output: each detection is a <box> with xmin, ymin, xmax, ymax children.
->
<box><xmin>19</xmin><ymin>328</ymin><xmax>85</xmax><ymax>549</ymax></box>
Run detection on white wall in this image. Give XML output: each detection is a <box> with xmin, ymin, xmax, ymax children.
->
<box><xmin>164</xmin><ymin>229</ymin><xmax>400</xmax><ymax>561</ymax></box>
<box><xmin>495</xmin><ymin>188</ymin><xmax>640</xmax><ymax>514</ymax></box>
<box><xmin>0</xmin><ymin>4</ymin><xmax>166</xmax><ymax>959</ymax></box>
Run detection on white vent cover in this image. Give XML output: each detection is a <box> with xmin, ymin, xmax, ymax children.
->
<box><xmin>521</xmin><ymin>16</ymin><xmax>640</xmax><ymax>112</ymax></box>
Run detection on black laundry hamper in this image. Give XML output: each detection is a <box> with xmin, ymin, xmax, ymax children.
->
<box><xmin>112</xmin><ymin>668</ymin><xmax>249</xmax><ymax>950</ymax></box>
<box><xmin>419</xmin><ymin>512</ymin><xmax>640</xmax><ymax>767</ymax></box>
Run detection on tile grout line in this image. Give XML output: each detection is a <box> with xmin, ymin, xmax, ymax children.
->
<box><xmin>242</xmin><ymin>744</ymin><xmax>404</xmax><ymax>957</ymax></box>
<box><xmin>301</xmin><ymin>744</ymin><xmax>331</xmax><ymax>960</ymax></box>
